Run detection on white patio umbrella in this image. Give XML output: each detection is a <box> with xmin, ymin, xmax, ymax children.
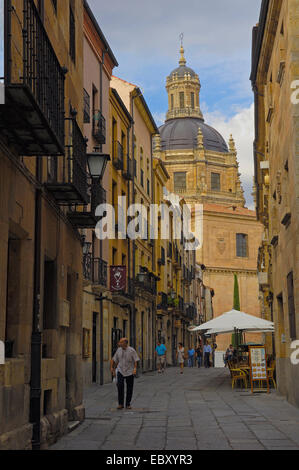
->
<box><xmin>188</xmin><ymin>309</ymin><xmax>274</xmax><ymax>333</ymax></box>
<box><xmin>204</xmin><ymin>327</ymin><xmax>274</xmax><ymax>335</ymax></box>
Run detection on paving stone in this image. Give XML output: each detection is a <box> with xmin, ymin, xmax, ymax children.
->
<box><xmin>49</xmin><ymin>368</ymin><xmax>299</xmax><ymax>451</ymax></box>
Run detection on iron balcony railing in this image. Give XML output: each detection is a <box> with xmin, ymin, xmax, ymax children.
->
<box><xmin>112</xmin><ymin>141</ymin><xmax>124</xmax><ymax>170</ymax></box>
<box><xmin>184</xmin><ymin>303</ymin><xmax>197</xmax><ymax>320</ymax></box>
<box><xmin>122</xmin><ymin>156</ymin><xmax>134</xmax><ymax>181</ymax></box>
<box><xmin>135</xmin><ymin>271</ymin><xmax>157</xmax><ymax>295</ymax></box>
<box><xmin>93</xmin><ymin>258</ymin><xmax>108</xmax><ymax>287</ymax></box>
<box><xmin>92</xmin><ymin>110</ymin><xmax>106</xmax><ymax>144</ymax></box>
<box><xmin>0</xmin><ymin>0</ymin><xmax>65</xmax><ymax>155</ymax></box>
<box><xmin>83</xmin><ymin>255</ymin><xmax>107</xmax><ymax>287</ymax></box>
<box><xmin>157</xmin><ymin>293</ymin><xmax>168</xmax><ymax>311</ymax></box>
<box><xmin>45</xmin><ymin>118</ymin><xmax>88</xmax><ymax>205</ymax></box>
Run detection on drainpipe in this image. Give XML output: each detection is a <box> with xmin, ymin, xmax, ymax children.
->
<box><xmin>130</xmin><ymin>93</ymin><xmax>136</xmax><ymax>349</ymax></box>
<box><xmin>98</xmin><ymin>49</ymin><xmax>107</xmax><ymax>383</ymax></box>
<box><xmin>30</xmin><ymin>157</ymin><xmax>43</xmax><ymax>450</ymax></box>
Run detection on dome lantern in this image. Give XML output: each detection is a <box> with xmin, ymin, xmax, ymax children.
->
<box><xmin>166</xmin><ymin>41</ymin><xmax>203</xmax><ymax>121</ymax></box>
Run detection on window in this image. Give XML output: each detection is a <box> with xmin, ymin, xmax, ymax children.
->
<box><xmin>141</xmin><ymin>169</ymin><xmax>144</xmax><ymax>187</ymax></box>
<box><xmin>174</xmin><ymin>172</ymin><xmax>186</xmax><ymax>191</ymax></box>
<box><xmin>191</xmin><ymin>92</ymin><xmax>195</xmax><ymax>109</ymax></box>
<box><xmin>147</xmin><ymin>178</ymin><xmax>150</xmax><ymax>196</ymax></box>
<box><xmin>69</xmin><ymin>6</ymin><xmax>76</xmax><ymax>63</ymax></box>
<box><xmin>211</xmin><ymin>173</ymin><xmax>221</xmax><ymax>191</ymax></box>
<box><xmin>112</xmin><ymin>248</ymin><xmax>117</xmax><ymax>266</ymax></box>
<box><xmin>236</xmin><ymin>234</ymin><xmax>248</xmax><ymax>258</ymax></box>
<box><xmin>171</xmin><ymin>94</ymin><xmax>174</xmax><ymax>110</ymax></box>
<box><xmin>287</xmin><ymin>272</ymin><xmax>297</xmax><ymax>340</ymax></box>
<box><xmin>179</xmin><ymin>92</ymin><xmax>185</xmax><ymax>108</ymax></box>
<box><xmin>83</xmin><ymin>89</ymin><xmax>90</xmax><ymax>123</ymax></box>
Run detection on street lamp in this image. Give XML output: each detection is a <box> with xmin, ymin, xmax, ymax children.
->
<box><xmin>87</xmin><ymin>152</ymin><xmax>110</xmax><ymax>180</ymax></box>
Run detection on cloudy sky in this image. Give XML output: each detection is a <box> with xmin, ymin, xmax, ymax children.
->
<box><xmin>88</xmin><ymin>0</ymin><xmax>262</xmax><ymax>209</ymax></box>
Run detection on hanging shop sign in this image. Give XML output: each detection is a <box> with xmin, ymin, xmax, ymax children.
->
<box><xmin>110</xmin><ymin>266</ymin><xmax>127</xmax><ymax>292</ymax></box>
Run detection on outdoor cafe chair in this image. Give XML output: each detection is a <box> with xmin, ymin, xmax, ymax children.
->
<box><xmin>267</xmin><ymin>360</ymin><xmax>276</xmax><ymax>389</ymax></box>
<box><xmin>231</xmin><ymin>368</ymin><xmax>248</xmax><ymax>390</ymax></box>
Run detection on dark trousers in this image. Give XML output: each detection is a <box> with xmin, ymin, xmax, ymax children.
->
<box><xmin>204</xmin><ymin>352</ymin><xmax>210</xmax><ymax>368</ymax></box>
<box><xmin>117</xmin><ymin>372</ymin><xmax>134</xmax><ymax>407</ymax></box>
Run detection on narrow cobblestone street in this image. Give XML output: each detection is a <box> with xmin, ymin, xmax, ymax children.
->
<box><xmin>51</xmin><ymin>367</ymin><xmax>299</xmax><ymax>451</ymax></box>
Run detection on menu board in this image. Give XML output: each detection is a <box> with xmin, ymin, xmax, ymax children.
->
<box><xmin>249</xmin><ymin>346</ymin><xmax>269</xmax><ymax>393</ymax></box>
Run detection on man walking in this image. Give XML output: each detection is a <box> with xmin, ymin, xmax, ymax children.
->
<box><xmin>110</xmin><ymin>338</ymin><xmax>140</xmax><ymax>410</ymax></box>
<box><xmin>188</xmin><ymin>346</ymin><xmax>195</xmax><ymax>368</ymax></box>
<box><xmin>195</xmin><ymin>344</ymin><xmax>203</xmax><ymax>368</ymax></box>
<box><xmin>155</xmin><ymin>341</ymin><xmax>167</xmax><ymax>373</ymax></box>
<box><xmin>204</xmin><ymin>342</ymin><xmax>212</xmax><ymax>368</ymax></box>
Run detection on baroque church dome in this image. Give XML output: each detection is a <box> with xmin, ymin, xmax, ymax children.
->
<box><xmin>160</xmin><ymin>45</ymin><xmax>228</xmax><ymax>154</ymax></box>
<box><xmin>159</xmin><ymin>118</ymin><xmax>229</xmax><ymax>153</ymax></box>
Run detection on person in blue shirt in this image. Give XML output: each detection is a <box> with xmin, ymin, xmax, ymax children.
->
<box><xmin>155</xmin><ymin>341</ymin><xmax>167</xmax><ymax>373</ymax></box>
<box><xmin>188</xmin><ymin>347</ymin><xmax>195</xmax><ymax>367</ymax></box>
<box><xmin>204</xmin><ymin>343</ymin><xmax>212</xmax><ymax>368</ymax></box>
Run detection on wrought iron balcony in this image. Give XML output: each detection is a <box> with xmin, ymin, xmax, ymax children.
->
<box><xmin>0</xmin><ymin>0</ymin><xmax>65</xmax><ymax>155</ymax></box>
<box><xmin>157</xmin><ymin>293</ymin><xmax>168</xmax><ymax>312</ymax></box>
<box><xmin>92</xmin><ymin>110</ymin><xmax>106</xmax><ymax>144</ymax></box>
<box><xmin>112</xmin><ymin>141</ymin><xmax>124</xmax><ymax>170</ymax></box>
<box><xmin>184</xmin><ymin>303</ymin><xmax>197</xmax><ymax>320</ymax></box>
<box><xmin>83</xmin><ymin>254</ymin><xmax>107</xmax><ymax>288</ymax></box>
<box><xmin>173</xmin><ymin>296</ymin><xmax>184</xmax><ymax>313</ymax></box>
<box><xmin>122</xmin><ymin>156</ymin><xmax>134</xmax><ymax>181</ymax></box>
<box><xmin>67</xmin><ymin>182</ymin><xmax>106</xmax><ymax>229</ymax></box>
<box><xmin>45</xmin><ymin>118</ymin><xmax>88</xmax><ymax>205</ymax></box>
<box><xmin>135</xmin><ymin>271</ymin><xmax>157</xmax><ymax>295</ymax></box>
<box><xmin>93</xmin><ymin>258</ymin><xmax>108</xmax><ymax>287</ymax></box>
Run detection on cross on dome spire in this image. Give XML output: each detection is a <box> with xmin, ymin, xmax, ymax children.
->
<box><xmin>179</xmin><ymin>33</ymin><xmax>186</xmax><ymax>66</ymax></box>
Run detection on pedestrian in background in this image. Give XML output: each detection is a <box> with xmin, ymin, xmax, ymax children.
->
<box><xmin>110</xmin><ymin>338</ymin><xmax>140</xmax><ymax>410</ymax></box>
<box><xmin>204</xmin><ymin>342</ymin><xmax>212</xmax><ymax>368</ymax></box>
<box><xmin>195</xmin><ymin>344</ymin><xmax>203</xmax><ymax>368</ymax></box>
<box><xmin>188</xmin><ymin>347</ymin><xmax>195</xmax><ymax>368</ymax></box>
<box><xmin>155</xmin><ymin>341</ymin><xmax>167</xmax><ymax>374</ymax></box>
<box><xmin>176</xmin><ymin>343</ymin><xmax>185</xmax><ymax>374</ymax></box>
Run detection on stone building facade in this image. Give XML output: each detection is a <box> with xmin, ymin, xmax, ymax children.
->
<box><xmin>81</xmin><ymin>0</ymin><xmax>118</xmax><ymax>388</ymax></box>
<box><xmin>154</xmin><ymin>46</ymin><xmax>263</xmax><ymax>355</ymax></box>
<box><xmin>251</xmin><ymin>0</ymin><xmax>299</xmax><ymax>407</ymax></box>
<box><xmin>0</xmin><ymin>0</ymin><xmax>88</xmax><ymax>449</ymax></box>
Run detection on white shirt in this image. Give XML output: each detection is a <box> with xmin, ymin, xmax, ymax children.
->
<box><xmin>113</xmin><ymin>346</ymin><xmax>140</xmax><ymax>377</ymax></box>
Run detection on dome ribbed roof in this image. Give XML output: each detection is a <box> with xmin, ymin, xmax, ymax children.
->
<box><xmin>169</xmin><ymin>65</ymin><xmax>197</xmax><ymax>79</ymax></box>
<box><xmin>159</xmin><ymin>118</ymin><xmax>229</xmax><ymax>153</ymax></box>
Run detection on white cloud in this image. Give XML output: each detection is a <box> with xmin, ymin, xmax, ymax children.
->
<box><xmin>205</xmin><ymin>104</ymin><xmax>255</xmax><ymax>209</ymax></box>
<box><xmin>153</xmin><ymin>112</ymin><xmax>166</xmax><ymax>127</ymax></box>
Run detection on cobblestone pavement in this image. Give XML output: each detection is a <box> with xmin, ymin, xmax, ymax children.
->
<box><xmin>51</xmin><ymin>367</ymin><xmax>299</xmax><ymax>450</ymax></box>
